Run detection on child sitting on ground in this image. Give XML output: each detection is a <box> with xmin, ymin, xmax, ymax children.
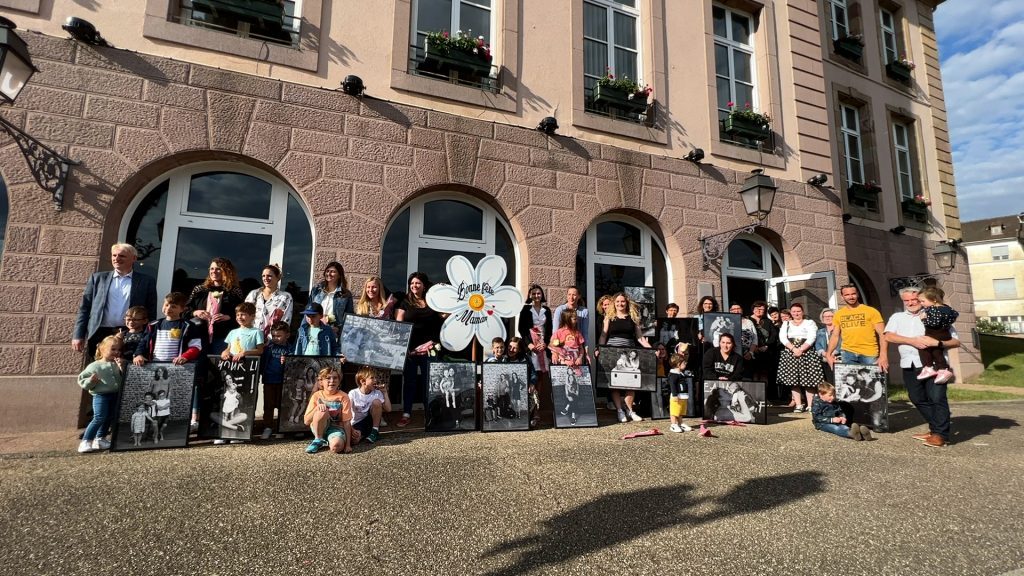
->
<box><xmin>259</xmin><ymin>321</ymin><xmax>291</xmax><ymax>439</ymax></box>
<box><xmin>119</xmin><ymin>305</ymin><xmax>149</xmax><ymax>364</ymax></box>
<box><xmin>484</xmin><ymin>337</ymin><xmax>507</xmax><ymax>363</ymax></box>
<box><xmin>348</xmin><ymin>367</ymin><xmax>392</xmax><ymax>445</ymax></box>
<box><xmin>811</xmin><ymin>382</ymin><xmax>872</xmax><ymax>441</ymax></box>
<box><xmin>667</xmin><ymin>350</ymin><xmax>694</xmax><ymax>433</ymax></box>
<box><xmin>77</xmin><ymin>334</ymin><xmax>125</xmax><ymax>453</ymax></box>
<box><xmin>303</xmin><ymin>367</ymin><xmax>352</xmax><ymax>454</ymax></box>
<box><xmin>221</xmin><ymin>302</ymin><xmax>265</xmax><ymax>362</ymax></box>
<box><xmin>916</xmin><ymin>286</ymin><xmax>959</xmax><ymax>384</ymax></box>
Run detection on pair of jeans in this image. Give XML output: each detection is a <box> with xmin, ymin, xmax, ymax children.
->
<box><xmin>402</xmin><ymin>354</ymin><xmax>431</xmax><ymax>415</ymax></box>
<box><xmin>840</xmin><ymin>351</ymin><xmax>877</xmax><ymax>365</ymax></box>
<box><xmin>83</xmin><ymin>392</ymin><xmax>118</xmax><ymax>442</ymax></box>
<box><xmin>817</xmin><ymin>422</ymin><xmax>852</xmax><ymax>438</ymax></box>
<box><xmin>903</xmin><ymin>367</ymin><xmax>950</xmax><ymax>439</ymax></box>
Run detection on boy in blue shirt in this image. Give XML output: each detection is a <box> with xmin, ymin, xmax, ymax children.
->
<box><xmin>294</xmin><ymin>302</ymin><xmax>338</xmax><ymax>356</ymax></box>
<box><xmin>260</xmin><ymin>320</ymin><xmax>291</xmax><ymax>439</ymax></box>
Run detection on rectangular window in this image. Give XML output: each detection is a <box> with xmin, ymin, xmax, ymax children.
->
<box><xmin>893</xmin><ymin>122</ymin><xmax>915</xmax><ymax>200</ymax></box>
<box><xmin>583</xmin><ymin>0</ymin><xmax>642</xmax><ymax>120</ymax></box>
<box><xmin>992</xmin><ymin>245</ymin><xmax>1010</xmax><ymax>261</ymax></box>
<box><xmin>841</xmin><ymin>104</ymin><xmax>864</xmax><ymax>186</ymax></box>
<box><xmin>179</xmin><ymin>0</ymin><xmax>300</xmax><ymax>47</ymax></box>
<box><xmin>829</xmin><ymin>0</ymin><xmax>849</xmax><ymax>40</ymax></box>
<box><xmin>993</xmin><ymin>278</ymin><xmax>1018</xmax><ymax>299</ymax></box>
<box><xmin>714</xmin><ymin>4</ymin><xmax>758</xmax><ymax>144</ymax></box>
<box><xmin>410</xmin><ymin>0</ymin><xmax>496</xmax><ymax>88</ymax></box>
<box><xmin>880</xmin><ymin>9</ymin><xmax>898</xmax><ymax>64</ymax></box>
<box><xmin>991</xmin><ymin>224</ymin><xmax>1005</xmax><ymax>236</ymax></box>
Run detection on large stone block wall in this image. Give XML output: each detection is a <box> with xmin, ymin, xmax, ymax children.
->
<box><xmin>0</xmin><ymin>32</ymin><xmax>849</xmax><ymax>385</ymax></box>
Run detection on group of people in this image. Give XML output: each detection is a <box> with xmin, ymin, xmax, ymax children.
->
<box><xmin>72</xmin><ymin>243</ymin><xmax>964</xmax><ymax>454</ymax></box>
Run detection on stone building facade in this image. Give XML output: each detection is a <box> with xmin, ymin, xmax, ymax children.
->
<box><xmin>0</xmin><ymin>0</ymin><xmax>979</xmax><ymax>432</ymax></box>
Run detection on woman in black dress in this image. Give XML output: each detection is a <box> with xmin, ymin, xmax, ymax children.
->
<box><xmin>394</xmin><ymin>272</ymin><xmax>442</xmax><ymax>427</ymax></box>
<box><xmin>599</xmin><ymin>291</ymin><xmax>651</xmax><ymax>423</ymax></box>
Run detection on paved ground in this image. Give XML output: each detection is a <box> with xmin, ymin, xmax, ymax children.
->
<box><xmin>2</xmin><ymin>402</ymin><xmax>1023</xmax><ymax>576</ymax></box>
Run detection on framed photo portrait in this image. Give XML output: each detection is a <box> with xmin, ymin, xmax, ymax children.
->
<box><xmin>426</xmin><ymin>362</ymin><xmax>477</xmax><ymax>432</ymax></box>
<box><xmin>481</xmin><ymin>363</ymin><xmax>529</xmax><ymax>432</ymax></box>
<box><xmin>199</xmin><ymin>356</ymin><xmax>260</xmax><ymax>441</ymax></box>
<box><xmin>702</xmin><ymin>380</ymin><xmax>767</xmax><ymax>425</ymax></box>
<box><xmin>280</xmin><ymin>356</ymin><xmax>345</xmax><ymax>434</ymax></box>
<box><xmin>111</xmin><ymin>363</ymin><xmax>196</xmax><ymax>451</ymax></box>
<box><xmin>550</xmin><ymin>365</ymin><xmax>598</xmax><ymax>428</ymax></box>
<box><xmin>834</xmin><ymin>364</ymin><xmax>888</xmax><ymax>432</ymax></box>
<box><xmin>339</xmin><ymin>314</ymin><xmax>413</xmax><ymax>371</ymax></box>
<box><xmin>595</xmin><ymin>346</ymin><xmax>657</xmax><ymax>391</ymax></box>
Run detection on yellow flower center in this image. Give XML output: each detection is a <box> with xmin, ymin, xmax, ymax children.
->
<box><xmin>468</xmin><ymin>293</ymin><xmax>485</xmax><ymax>312</ymax></box>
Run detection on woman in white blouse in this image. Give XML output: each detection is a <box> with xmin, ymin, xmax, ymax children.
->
<box><xmin>245</xmin><ymin>264</ymin><xmax>294</xmax><ymax>337</ymax></box>
<box><xmin>776</xmin><ymin>303</ymin><xmax>825</xmax><ymax>412</ymax></box>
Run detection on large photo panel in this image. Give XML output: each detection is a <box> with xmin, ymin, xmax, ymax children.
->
<box><xmin>111</xmin><ymin>363</ymin><xmax>196</xmax><ymax>451</ymax></box>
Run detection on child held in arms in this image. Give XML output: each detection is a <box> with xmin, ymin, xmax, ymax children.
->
<box><xmin>811</xmin><ymin>382</ymin><xmax>873</xmax><ymax>441</ymax></box>
<box><xmin>303</xmin><ymin>367</ymin><xmax>353</xmax><ymax>454</ymax></box>
<box><xmin>348</xmin><ymin>367</ymin><xmax>392</xmax><ymax>445</ymax></box>
<box><xmin>915</xmin><ymin>286</ymin><xmax>959</xmax><ymax>384</ymax></box>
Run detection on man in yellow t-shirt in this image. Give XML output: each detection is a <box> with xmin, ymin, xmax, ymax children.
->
<box><xmin>826</xmin><ymin>284</ymin><xmax>886</xmax><ymax>367</ymax></box>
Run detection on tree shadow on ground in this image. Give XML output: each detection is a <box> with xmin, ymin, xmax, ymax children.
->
<box><xmin>950</xmin><ymin>414</ymin><xmax>1019</xmax><ymax>443</ymax></box>
<box><xmin>480</xmin><ymin>471</ymin><xmax>825</xmax><ymax>576</ymax></box>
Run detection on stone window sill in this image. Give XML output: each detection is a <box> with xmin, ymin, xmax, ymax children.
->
<box><xmin>0</xmin><ymin>0</ymin><xmax>40</xmax><ymax>13</ymax></box>
<box><xmin>572</xmin><ymin>110</ymin><xmax>668</xmax><ymax>145</ymax></box>
<box><xmin>390</xmin><ymin>69</ymin><xmax>516</xmax><ymax>113</ymax></box>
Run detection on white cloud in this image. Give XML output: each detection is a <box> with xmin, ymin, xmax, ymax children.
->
<box><xmin>937</xmin><ymin>0</ymin><xmax>1024</xmax><ymax>221</ymax></box>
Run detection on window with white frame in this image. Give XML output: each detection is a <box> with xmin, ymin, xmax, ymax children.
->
<box><xmin>714</xmin><ymin>5</ymin><xmax>757</xmax><ymax>137</ymax></box>
<box><xmin>993</xmin><ymin>278</ymin><xmax>1018</xmax><ymax>299</ymax></box>
<box><xmin>893</xmin><ymin>121</ymin><xmax>916</xmax><ymax>200</ymax></box>
<box><xmin>410</xmin><ymin>0</ymin><xmax>496</xmax><ymax>85</ymax></box>
<box><xmin>583</xmin><ymin>0</ymin><xmax>641</xmax><ymax>106</ymax></box>
<box><xmin>880</xmin><ymin>8</ymin><xmax>898</xmax><ymax>63</ymax></box>
<box><xmin>992</xmin><ymin>245</ymin><xmax>1010</xmax><ymax>261</ymax></box>
<box><xmin>179</xmin><ymin>0</ymin><xmax>301</xmax><ymax>47</ymax></box>
<box><xmin>841</xmin><ymin>104</ymin><xmax>865</xmax><ymax>186</ymax></box>
<box><xmin>829</xmin><ymin>0</ymin><xmax>850</xmax><ymax>40</ymax></box>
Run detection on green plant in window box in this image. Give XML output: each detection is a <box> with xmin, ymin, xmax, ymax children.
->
<box><xmin>833</xmin><ymin>33</ymin><xmax>864</xmax><ymax>61</ymax></box>
<box><xmin>847</xmin><ymin>181</ymin><xmax>881</xmax><ymax>205</ymax></box>
<box><xmin>724</xmin><ymin>101</ymin><xmax>771</xmax><ymax>141</ymax></box>
<box><xmin>422</xmin><ymin>29</ymin><xmax>493</xmax><ymax>79</ymax></box>
<box><xmin>902</xmin><ymin>194</ymin><xmax>930</xmax><ymax>221</ymax></box>
<box><xmin>594</xmin><ymin>68</ymin><xmax>653</xmax><ymax>114</ymax></box>
<box><xmin>886</xmin><ymin>55</ymin><xmax>915</xmax><ymax>83</ymax></box>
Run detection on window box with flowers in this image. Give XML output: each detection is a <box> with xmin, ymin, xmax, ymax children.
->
<box><xmin>420</xmin><ymin>30</ymin><xmax>494</xmax><ymax>82</ymax></box>
<box><xmin>847</xmin><ymin>181</ymin><xmax>881</xmax><ymax>209</ymax></box>
<box><xmin>886</xmin><ymin>56</ymin><xmax>915</xmax><ymax>83</ymax></box>
<box><xmin>593</xmin><ymin>69</ymin><xmax>653</xmax><ymax>116</ymax></box>
<box><xmin>723</xmin><ymin>102</ymin><xmax>772</xmax><ymax>142</ymax></box>
<box><xmin>833</xmin><ymin>34</ymin><xmax>864</xmax><ymax>61</ymax></box>
<box><xmin>902</xmin><ymin>194</ymin><xmax>931</xmax><ymax>223</ymax></box>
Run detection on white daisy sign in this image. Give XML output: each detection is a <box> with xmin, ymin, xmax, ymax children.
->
<box><xmin>426</xmin><ymin>255</ymin><xmax>523</xmax><ymax>351</ymax></box>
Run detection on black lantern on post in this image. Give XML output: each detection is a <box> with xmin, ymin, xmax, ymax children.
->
<box><xmin>739</xmin><ymin>168</ymin><xmax>777</xmax><ymax>221</ymax></box>
<box><xmin>0</xmin><ymin>17</ymin><xmax>36</xmax><ymax>103</ymax></box>
<box><xmin>0</xmin><ymin>17</ymin><xmax>78</xmax><ymax>211</ymax></box>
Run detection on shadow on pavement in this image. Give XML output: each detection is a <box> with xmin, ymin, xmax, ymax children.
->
<box><xmin>480</xmin><ymin>471</ymin><xmax>826</xmax><ymax>575</ymax></box>
<box><xmin>950</xmin><ymin>414</ymin><xmax>1019</xmax><ymax>443</ymax></box>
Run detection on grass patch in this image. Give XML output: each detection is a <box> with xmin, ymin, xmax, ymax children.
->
<box><xmin>888</xmin><ymin>385</ymin><xmax>1021</xmax><ymax>403</ymax></box>
<box><xmin>971</xmin><ymin>352</ymin><xmax>1024</xmax><ymax>388</ymax></box>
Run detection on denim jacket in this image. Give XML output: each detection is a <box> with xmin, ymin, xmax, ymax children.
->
<box><xmin>815</xmin><ymin>327</ymin><xmax>841</xmax><ymax>357</ymax></box>
<box><xmin>294</xmin><ymin>322</ymin><xmax>338</xmax><ymax>356</ymax></box>
<box><xmin>811</xmin><ymin>395</ymin><xmax>845</xmax><ymax>429</ymax></box>
<box><xmin>308</xmin><ymin>284</ymin><xmax>354</xmax><ymax>332</ymax></box>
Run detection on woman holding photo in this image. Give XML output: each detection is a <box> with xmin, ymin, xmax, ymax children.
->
<box><xmin>308</xmin><ymin>261</ymin><xmax>354</xmax><ymax>338</ymax></box>
<box><xmin>598</xmin><ymin>292</ymin><xmax>651</xmax><ymax>423</ymax></box>
<box><xmin>355</xmin><ymin>276</ymin><xmax>396</xmax><ymax>320</ymax></box>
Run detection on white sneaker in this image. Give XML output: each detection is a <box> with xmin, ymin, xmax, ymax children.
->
<box><xmin>629</xmin><ymin>411</ymin><xmax>643</xmax><ymax>422</ymax></box>
<box><xmin>670</xmin><ymin>423</ymin><xmax>683</xmax><ymax>433</ymax></box>
<box><xmin>260</xmin><ymin>427</ymin><xmax>273</xmax><ymax>440</ymax></box>
<box><xmin>91</xmin><ymin>437</ymin><xmax>111</xmax><ymax>450</ymax></box>
<box><xmin>77</xmin><ymin>440</ymin><xmax>95</xmax><ymax>453</ymax></box>
<box><xmin>681</xmin><ymin>423</ymin><xmax>693</xmax><ymax>432</ymax></box>
<box><xmin>213</xmin><ymin>439</ymin><xmax>228</xmax><ymax>445</ymax></box>
<box><xmin>380</xmin><ymin>417</ymin><xmax>389</xmax><ymax>427</ymax></box>
<box><xmin>617</xmin><ymin>410</ymin><xmax>627</xmax><ymax>423</ymax></box>
<box><xmin>189</xmin><ymin>420</ymin><xmax>199</xmax><ymax>432</ymax></box>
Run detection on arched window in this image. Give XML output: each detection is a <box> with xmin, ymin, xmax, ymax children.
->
<box><xmin>381</xmin><ymin>193</ymin><xmax>518</xmax><ymax>294</ymax></box>
<box><xmin>120</xmin><ymin>163</ymin><xmax>314</xmax><ymax>313</ymax></box>
<box><xmin>722</xmin><ymin>233</ymin><xmax>784</xmax><ymax>312</ymax></box>
<box><xmin>575</xmin><ymin>216</ymin><xmax>671</xmax><ymax>346</ymax></box>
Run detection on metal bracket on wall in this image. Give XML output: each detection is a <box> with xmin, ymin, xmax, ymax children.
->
<box><xmin>700</xmin><ymin>223</ymin><xmax>757</xmax><ymax>270</ymax></box>
<box><xmin>0</xmin><ymin>115</ymin><xmax>78</xmax><ymax>211</ymax></box>
<box><xmin>888</xmin><ymin>274</ymin><xmax>937</xmax><ymax>297</ymax></box>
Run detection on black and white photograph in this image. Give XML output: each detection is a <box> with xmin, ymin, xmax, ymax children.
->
<box><xmin>657</xmin><ymin>316</ymin><xmax>700</xmax><ymax>349</ymax></box>
<box><xmin>595</xmin><ymin>346</ymin><xmax>657</xmax><ymax>391</ymax></box>
<box><xmin>701</xmin><ymin>312</ymin><xmax>742</xmax><ymax>349</ymax></box>
<box><xmin>702</xmin><ymin>380</ymin><xmax>767</xmax><ymax>425</ymax></box>
<box><xmin>481</xmin><ymin>363</ymin><xmax>529</xmax><ymax>432</ymax></box>
<box><xmin>834</xmin><ymin>364</ymin><xmax>889</xmax><ymax>432</ymax></box>
<box><xmin>625</xmin><ymin>286</ymin><xmax>657</xmax><ymax>337</ymax></box>
<box><xmin>199</xmin><ymin>356</ymin><xmax>260</xmax><ymax>441</ymax></box>
<box><xmin>339</xmin><ymin>314</ymin><xmax>413</xmax><ymax>371</ymax></box>
<box><xmin>550</xmin><ymin>365</ymin><xmax>598</xmax><ymax>428</ymax></box>
<box><xmin>280</xmin><ymin>356</ymin><xmax>345</xmax><ymax>433</ymax></box>
<box><xmin>649</xmin><ymin>377</ymin><xmax>671</xmax><ymax>420</ymax></box>
<box><xmin>111</xmin><ymin>363</ymin><xmax>196</xmax><ymax>451</ymax></box>
<box><xmin>426</xmin><ymin>362</ymin><xmax>477</xmax><ymax>432</ymax></box>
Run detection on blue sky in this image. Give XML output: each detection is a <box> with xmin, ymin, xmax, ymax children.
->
<box><xmin>935</xmin><ymin>0</ymin><xmax>1024</xmax><ymax>223</ymax></box>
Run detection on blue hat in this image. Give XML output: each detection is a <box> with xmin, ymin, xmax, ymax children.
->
<box><xmin>302</xmin><ymin>302</ymin><xmax>324</xmax><ymax>316</ymax></box>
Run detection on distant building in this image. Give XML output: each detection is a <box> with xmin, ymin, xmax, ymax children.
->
<box><xmin>962</xmin><ymin>215</ymin><xmax>1024</xmax><ymax>333</ymax></box>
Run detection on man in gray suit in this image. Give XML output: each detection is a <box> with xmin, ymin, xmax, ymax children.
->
<box><xmin>72</xmin><ymin>243</ymin><xmax>158</xmax><ymax>358</ymax></box>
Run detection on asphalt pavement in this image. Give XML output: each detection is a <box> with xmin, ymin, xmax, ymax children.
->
<box><xmin>2</xmin><ymin>401</ymin><xmax>1023</xmax><ymax>576</ymax></box>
